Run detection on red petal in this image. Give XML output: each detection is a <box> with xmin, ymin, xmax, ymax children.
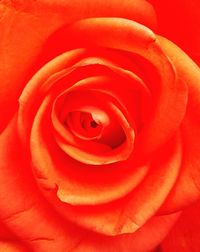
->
<box><xmin>0</xmin><ymin>0</ymin><xmax>156</xmax><ymax>131</ymax></box>
<box><xmin>161</xmin><ymin>200</ymin><xmax>200</xmax><ymax>252</ymax></box>
<box><xmin>30</xmin><ymin>93</ymin><xmax>148</xmax><ymax>205</ymax></box>
<box><xmin>65</xmin><ymin>17</ymin><xmax>187</xmax><ymax>158</ymax></box>
<box><xmin>148</xmin><ymin>0</ymin><xmax>200</xmax><ymax>65</ymax></box>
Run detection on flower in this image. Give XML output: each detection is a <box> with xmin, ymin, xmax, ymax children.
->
<box><xmin>0</xmin><ymin>1</ymin><xmax>200</xmax><ymax>251</ymax></box>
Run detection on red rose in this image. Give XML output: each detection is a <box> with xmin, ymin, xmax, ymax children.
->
<box><xmin>0</xmin><ymin>1</ymin><xmax>200</xmax><ymax>251</ymax></box>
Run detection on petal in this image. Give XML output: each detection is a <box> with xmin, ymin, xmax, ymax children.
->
<box><xmin>64</xmin><ymin>17</ymin><xmax>187</xmax><ymax>159</ymax></box>
<box><xmin>46</xmin><ymin>133</ymin><xmax>181</xmax><ymax>236</ymax></box>
<box><xmin>148</xmin><ymin>0</ymin><xmax>200</xmax><ymax>65</ymax></box>
<box><xmin>18</xmin><ymin>48</ymin><xmax>148</xmax><ymax>142</ymax></box>
<box><xmin>0</xmin><ymin>241</ymin><xmax>28</xmax><ymax>252</ymax></box>
<box><xmin>0</xmin><ymin>110</ymin><xmax>181</xmax><ymax>252</ymax></box>
<box><xmin>157</xmin><ymin>36</ymin><xmax>200</xmax><ymax>213</ymax></box>
<box><xmin>30</xmin><ymin>92</ymin><xmax>148</xmax><ymax>206</ymax></box>
<box><xmin>17</xmin><ymin>48</ymin><xmax>152</xmax><ymax>207</ymax></box>
<box><xmin>161</xmin><ymin>200</ymin><xmax>200</xmax><ymax>252</ymax></box>
<box><xmin>74</xmin><ymin>211</ymin><xmax>180</xmax><ymax>252</ymax></box>
<box><xmin>0</xmin><ymin>117</ymin><xmax>90</xmax><ymax>251</ymax></box>
<box><xmin>0</xmin><ymin>0</ymin><xmax>156</xmax><ymax>131</ymax></box>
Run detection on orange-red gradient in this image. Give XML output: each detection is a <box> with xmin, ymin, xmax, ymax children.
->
<box><xmin>0</xmin><ymin>1</ymin><xmax>200</xmax><ymax>251</ymax></box>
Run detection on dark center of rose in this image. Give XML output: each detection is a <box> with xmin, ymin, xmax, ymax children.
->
<box><xmin>66</xmin><ymin>111</ymin><xmax>103</xmax><ymax>140</ymax></box>
<box><xmin>90</xmin><ymin>120</ymin><xmax>98</xmax><ymax>128</ymax></box>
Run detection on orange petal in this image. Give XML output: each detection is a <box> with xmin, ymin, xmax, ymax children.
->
<box><xmin>157</xmin><ymin>36</ymin><xmax>200</xmax><ymax>213</ymax></box>
<box><xmin>65</xmin><ymin>17</ymin><xmax>187</xmax><ymax>159</ymax></box>
<box><xmin>0</xmin><ymin>241</ymin><xmax>28</xmax><ymax>252</ymax></box>
<box><xmin>0</xmin><ymin>113</ymin><xmax>180</xmax><ymax>252</ymax></box>
<box><xmin>73</xmin><ymin>211</ymin><xmax>180</xmax><ymax>252</ymax></box>
<box><xmin>0</xmin><ymin>0</ymin><xmax>156</xmax><ymax>131</ymax></box>
<box><xmin>48</xmin><ymin>133</ymin><xmax>181</xmax><ymax>236</ymax></box>
<box><xmin>0</xmin><ymin>118</ymin><xmax>90</xmax><ymax>251</ymax></box>
<box><xmin>30</xmin><ymin>93</ymin><xmax>148</xmax><ymax>205</ymax></box>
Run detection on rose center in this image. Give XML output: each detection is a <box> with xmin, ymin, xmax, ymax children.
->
<box><xmin>66</xmin><ymin>111</ymin><xmax>103</xmax><ymax>141</ymax></box>
<box><xmin>90</xmin><ymin>120</ymin><xmax>98</xmax><ymax>128</ymax></box>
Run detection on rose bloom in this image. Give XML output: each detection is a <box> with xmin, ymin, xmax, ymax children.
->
<box><xmin>0</xmin><ymin>0</ymin><xmax>200</xmax><ymax>251</ymax></box>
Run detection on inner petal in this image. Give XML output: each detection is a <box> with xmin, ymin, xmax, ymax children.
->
<box><xmin>65</xmin><ymin>111</ymin><xmax>103</xmax><ymax>141</ymax></box>
<box><xmin>52</xmin><ymin>88</ymin><xmax>135</xmax><ymax>165</ymax></box>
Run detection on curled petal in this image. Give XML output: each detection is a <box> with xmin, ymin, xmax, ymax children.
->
<box><xmin>30</xmin><ymin>94</ymin><xmax>148</xmax><ymax>205</ymax></box>
<box><xmin>0</xmin><ymin>0</ymin><xmax>156</xmax><ymax>131</ymax></box>
<box><xmin>0</xmin><ymin>118</ymin><xmax>89</xmax><ymax>251</ymax></box>
<box><xmin>156</xmin><ymin>36</ymin><xmax>200</xmax><ymax>213</ymax></box>
<box><xmin>65</xmin><ymin>17</ymin><xmax>188</xmax><ymax>158</ymax></box>
<box><xmin>46</xmin><ymin>133</ymin><xmax>182</xmax><ymax>235</ymax></box>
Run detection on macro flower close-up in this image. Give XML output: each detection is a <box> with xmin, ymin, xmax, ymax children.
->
<box><xmin>0</xmin><ymin>0</ymin><xmax>200</xmax><ymax>251</ymax></box>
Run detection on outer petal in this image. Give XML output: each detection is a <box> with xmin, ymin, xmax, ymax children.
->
<box><xmin>0</xmin><ymin>241</ymin><xmax>28</xmax><ymax>252</ymax></box>
<box><xmin>157</xmin><ymin>36</ymin><xmax>200</xmax><ymax>213</ymax></box>
<box><xmin>0</xmin><ymin>0</ymin><xmax>156</xmax><ymax>132</ymax></box>
<box><xmin>0</xmin><ymin>114</ymin><xmax>180</xmax><ymax>252</ymax></box>
<box><xmin>148</xmin><ymin>0</ymin><xmax>200</xmax><ymax>65</ymax></box>
<box><xmin>0</xmin><ymin>118</ymin><xmax>89</xmax><ymax>252</ymax></box>
<box><xmin>74</xmin><ymin>212</ymin><xmax>180</xmax><ymax>252</ymax></box>
<box><xmin>161</xmin><ymin>200</ymin><xmax>200</xmax><ymax>252</ymax></box>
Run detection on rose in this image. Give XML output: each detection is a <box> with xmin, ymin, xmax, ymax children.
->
<box><xmin>0</xmin><ymin>1</ymin><xmax>200</xmax><ymax>251</ymax></box>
